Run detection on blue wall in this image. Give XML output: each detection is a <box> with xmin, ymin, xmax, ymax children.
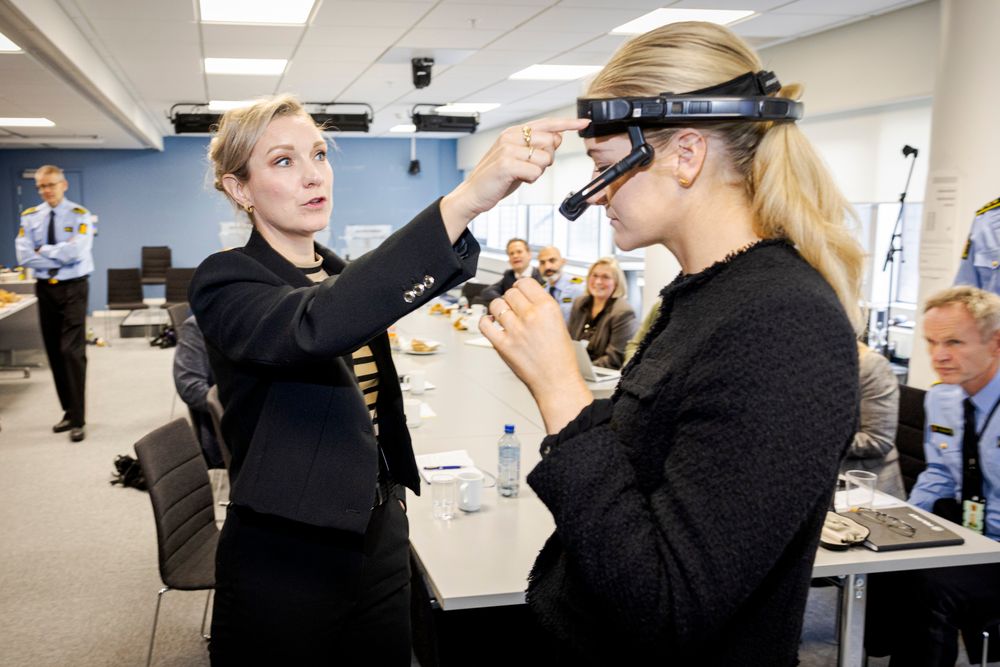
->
<box><xmin>0</xmin><ymin>136</ymin><xmax>463</xmax><ymax>312</ymax></box>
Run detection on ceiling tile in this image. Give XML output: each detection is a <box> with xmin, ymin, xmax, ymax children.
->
<box><xmin>669</xmin><ymin>0</ymin><xmax>788</xmax><ymax>9</ymax></box>
<box><xmin>311</xmin><ymin>2</ymin><xmax>435</xmax><ymax>27</ymax></box>
<box><xmin>519</xmin><ymin>6</ymin><xmax>653</xmax><ymax>33</ymax></box>
<box><xmin>772</xmin><ymin>0</ymin><xmax>906</xmax><ymax>14</ymax></box>
<box><xmin>90</xmin><ymin>18</ymin><xmax>199</xmax><ymax>44</ymax></box>
<box><xmin>292</xmin><ymin>43</ymin><xmax>385</xmax><ymax>64</ymax></box>
<box><xmin>731</xmin><ymin>12</ymin><xmax>855</xmax><ymax>38</ymax></box>
<box><xmin>201</xmin><ymin>24</ymin><xmax>305</xmax><ymax>49</ymax></box>
<box><xmin>300</xmin><ymin>25</ymin><xmax>409</xmax><ymax>48</ymax></box>
<box><xmin>415</xmin><ymin>3</ymin><xmax>547</xmax><ymax>30</ymax></box>
<box><xmin>207</xmin><ymin>75</ymin><xmax>284</xmax><ymax>100</ymax></box>
<box><xmin>487</xmin><ymin>30</ymin><xmax>594</xmax><ymax>52</ymax></box>
<box><xmin>396</xmin><ymin>28</ymin><xmax>505</xmax><ymax>49</ymax></box>
<box><xmin>76</xmin><ymin>0</ymin><xmax>195</xmax><ymax>21</ymax></box>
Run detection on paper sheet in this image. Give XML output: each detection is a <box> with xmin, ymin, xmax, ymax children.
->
<box><xmin>416</xmin><ymin>449</ymin><xmax>478</xmax><ymax>484</ymax></box>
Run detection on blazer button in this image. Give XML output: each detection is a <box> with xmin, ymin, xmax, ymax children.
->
<box><xmin>403</xmin><ymin>290</ymin><xmax>416</xmax><ymax>303</ymax></box>
<box><xmin>423</xmin><ymin>275</ymin><xmax>435</xmax><ymax>288</ymax></box>
<box><xmin>413</xmin><ymin>283</ymin><xmax>426</xmax><ymax>296</ymax></box>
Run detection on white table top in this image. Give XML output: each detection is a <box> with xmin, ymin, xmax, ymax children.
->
<box><xmin>398</xmin><ymin>303</ymin><xmax>1000</xmax><ymax>612</ymax></box>
<box><xmin>0</xmin><ymin>295</ymin><xmax>38</xmax><ymax>322</ymax></box>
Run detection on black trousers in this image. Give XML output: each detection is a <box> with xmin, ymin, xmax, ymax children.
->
<box><xmin>210</xmin><ymin>495</ymin><xmax>412</xmax><ymax>666</ymax></box>
<box><xmin>35</xmin><ymin>278</ymin><xmax>88</xmax><ymax>426</ymax></box>
<box><xmin>866</xmin><ymin>562</ymin><xmax>1000</xmax><ymax>666</ymax></box>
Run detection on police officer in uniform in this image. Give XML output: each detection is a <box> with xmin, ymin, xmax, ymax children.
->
<box><xmin>954</xmin><ymin>195</ymin><xmax>1000</xmax><ymax>292</ymax></box>
<box><xmin>537</xmin><ymin>245</ymin><xmax>584</xmax><ymax>322</ymax></box>
<box><xmin>14</xmin><ymin>165</ymin><xmax>94</xmax><ymax>442</ymax></box>
<box><xmin>866</xmin><ymin>285</ymin><xmax>1000</xmax><ymax>665</ymax></box>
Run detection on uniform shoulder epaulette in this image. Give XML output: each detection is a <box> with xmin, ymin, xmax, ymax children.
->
<box><xmin>976</xmin><ymin>196</ymin><xmax>1000</xmax><ymax>216</ymax></box>
<box><xmin>71</xmin><ymin>206</ymin><xmax>89</xmax><ymax>214</ymax></box>
<box><xmin>570</xmin><ymin>276</ymin><xmax>583</xmax><ymax>283</ymax></box>
<box><xmin>20</xmin><ymin>206</ymin><xmax>38</xmax><ymax>216</ymax></box>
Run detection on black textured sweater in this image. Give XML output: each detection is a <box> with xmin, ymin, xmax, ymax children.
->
<box><xmin>526</xmin><ymin>240</ymin><xmax>859</xmax><ymax>665</ymax></box>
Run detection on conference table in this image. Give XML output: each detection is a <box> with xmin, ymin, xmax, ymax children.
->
<box><xmin>0</xmin><ymin>294</ymin><xmax>43</xmax><ymax>377</ymax></box>
<box><xmin>393</xmin><ymin>302</ymin><xmax>1000</xmax><ymax>666</ymax></box>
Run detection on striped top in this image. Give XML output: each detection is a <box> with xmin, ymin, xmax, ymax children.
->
<box><xmin>298</xmin><ymin>256</ymin><xmax>380</xmax><ymax>428</ymax></box>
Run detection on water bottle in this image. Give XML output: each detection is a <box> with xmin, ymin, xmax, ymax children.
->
<box><xmin>497</xmin><ymin>424</ymin><xmax>521</xmax><ymax>497</ymax></box>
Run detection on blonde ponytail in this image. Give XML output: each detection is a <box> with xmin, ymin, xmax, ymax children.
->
<box><xmin>751</xmin><ymin>94</ymin><xmax>864</xmax><ymax>330</ymax></box>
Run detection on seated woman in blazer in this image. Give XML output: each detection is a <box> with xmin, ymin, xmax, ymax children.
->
<box><xmin>567</xmin><ymin>257</ymin><xmax>638</xmax><ymax>369</ymax></box>
<box><xmin>189</xmin><ymin>94</ymin><xmax>586</xmax><ymax>665</ymax></box>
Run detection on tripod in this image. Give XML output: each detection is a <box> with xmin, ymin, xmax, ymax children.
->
<box><xmin>879</xmin><ymin>145</ymin><xmax>919</xmax><ymax>359</ymax></box>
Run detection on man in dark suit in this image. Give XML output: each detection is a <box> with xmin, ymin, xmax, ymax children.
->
<box><xmin>475</xmin><ymin>237</ymin><xmax>543</xmax><ymax>304</ymax></box>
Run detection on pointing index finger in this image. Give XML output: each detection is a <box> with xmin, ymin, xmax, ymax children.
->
<box><xmin>524</xmin><ymin>117</ymin><xmax>591</xmax><ymax>134</ymax></box>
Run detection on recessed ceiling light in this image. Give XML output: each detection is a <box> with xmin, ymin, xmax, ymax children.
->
<box><xmin>208</xmin><ymin>100</ymin><xmax>254</xmax><ymax>111</ymax></box>
<box><xmin>611</xmin><ymin>9</ymin><xmax>756</xmax><ymax>35</ymax></box>
<box><xmin>435</xmin><ymin>103</ymin><xmax>500</xmax><ymax>114</ymax></box>
<box><xmin>0</xmin><ymin>118</ymin><xmax>55</xmax><ymax>127</ymax></box>
<box><xmin>199</xmin><ymin>0</ymin><xmax>316</xmax><ymax>25</ymax></box>
<box><xmin>0</xmin><ymin>32</ymin><xmax>21</xmax><ymax>52</ymax></box>
<box><xmin>390</xmin><ymin>124</ymin><xmax>416</xmax><ymax>133</ymax></box>
<box><xmin>204</xmin><ymin>58</ymin><xmax>287</xmax><ymax>75</ymax></box>
<box><xmin>509</xmin><ymin>65</ymin><xmax>602</xmax><ymax>81</ymax></box>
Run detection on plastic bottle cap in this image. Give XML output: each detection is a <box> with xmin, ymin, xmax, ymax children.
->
<box><xmin>504</xmin><ymin>424</ymin><xmax>515</xmax><ymax>434</ymax></box>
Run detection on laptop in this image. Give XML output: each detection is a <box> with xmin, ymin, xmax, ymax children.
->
<box><xmin>573</xmin><ymin>340</ymin><xmax>622</xmax><ymax>383</ymax></box>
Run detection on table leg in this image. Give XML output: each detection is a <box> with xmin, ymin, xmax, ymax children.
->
<box><xmin>838</xmin><ymin>572</ymin><xmax>867</xmax><ymax>667</ymax></box>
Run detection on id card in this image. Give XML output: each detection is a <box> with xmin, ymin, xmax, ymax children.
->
<box><xmin>963</xmin><ymin>500</ymin><xmax>986</xmax><ymax>534</ymax></box>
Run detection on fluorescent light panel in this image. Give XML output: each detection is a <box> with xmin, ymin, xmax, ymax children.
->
<box><xmin>208</xmin><ymin>100</ymin><xmax>254</xmax><ymax>111</ymax></box>
<box><xmin>389</xmin><ymin>124</ymin><xmax>416</xmax><ymax>133</ymax></box>
<box><xmin>0</xmin><ymin>118</ymin><xmax>55</xmax><ymax>127</ymax></box>
<box><xmin>435</xmin><ymin>103</ymin><xmax>500</xmax><ymax>114</ymax></box>
<box><xmin>0</xmin><ymin>32</ymin><xmax>21</xmax><ymax>52</ymax></box>
<box><xmin>200</xmin><ymin>0</ymin><xmax>315</xmax><ymax>24</ymax></box>
<box><xmin>204</xmin><ymin>58</ymin><xmax>286</xmax><ymax>75</ymax></box>
<box><xmin>611</xmin><ymin>9</ymin><xmax>755</xmax><ymax>35</ymax></box>
<box><xmin>509</xmin><ymin>65</ymin><xmax>602</xmax><ymax>81</ymax></box>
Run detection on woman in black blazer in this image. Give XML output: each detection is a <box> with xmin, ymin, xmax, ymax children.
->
<box><xmin>190</xmin><ymin>94</ymin><xmax>586</xmax><ymax>665</ymax></box>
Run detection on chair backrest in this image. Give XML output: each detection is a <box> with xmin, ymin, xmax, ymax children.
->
<box><xmin>205</xmin><ymin>385</ymin><xmax>231</xmax><ymax>470</ymax></box>
<box><xmin>460</xmin><ymin>281</ymin><xmax>488</xmax><ymax>303</ymax></box>
<box><xmin>134</xmin><ymin>418</ymin><xmax>217</xmax><ymax>588</ymax></box>
<box><xmin>141</xmin><ymin>246</ymin><xmax>172</xmax><ymax>284</ymax></box>
<box><xmin>106</xmin><ymin>268</ymin><xmax>145</xmax><ymax>309</ymax></box>
<box><xmin>164</xmin><ymin>268</ymin><xmax>196</xmax><ymax>306</ymax></box>
<box><xmin>896</xmin><ymin>384</ymin><xmax>927</xmax><ymax>494</ymax></box>
<box><xmin>166</xmin><ymin>303</ymin><xmax>190</xmax><ymax>331</ymax></box>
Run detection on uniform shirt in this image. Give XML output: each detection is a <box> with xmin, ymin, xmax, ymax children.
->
<box><xmin>546</xmin><ymin>272</ymin><xmax>585</xmax><ymax>322</ymax></box>
<box><xmin>909</xmin><ymin>370</ymin><xmax>1000</xmax><ymax>541</ymax></box>
<box><xmin>954</xmin><ymin>196</ymin><xmax>1000</xmax><ymax>293</ymax></box>
<box><xmin>15</xmin><ymin>198</ymin><xmax>94</xmax><ymax>280</ymax></box>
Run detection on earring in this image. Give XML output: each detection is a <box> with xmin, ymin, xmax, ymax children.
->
<box><xmin>244</xmin><ymin>203</ymin><xmax>255</xmax><ymax>214</ymax></box>
<box><xmin>678</xmin><ymin>177</ymin><xmax>691</xmax><ymax>187</ymax></box>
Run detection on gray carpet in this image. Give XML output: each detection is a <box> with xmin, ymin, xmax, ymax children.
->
<box><xmin>0</xmin><ymin>326</ymin><xmax>988</xmax><ymax>666</ymax></box>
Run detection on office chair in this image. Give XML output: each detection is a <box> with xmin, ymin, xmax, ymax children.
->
<box><xmin>141</xmin><ymin>246</ymin><xmax>172</xmax><ymax>285</ymax></box>
<box><xmin>134</xmin><ymin>418</ymin><xmax>219</xmax><ymax>667</ymax></box>
<box><xmin>460</xmin><ymin>281</ymin><xmax>488</xmax><ymax>304</ymax></box>
<box><xmin>106</xmin><ymin>268</ymin><xmax>149</xmax><ymax>341</ymax></box>
<box><xmin>895</xmin><ymin>384</ymin><xmax>926</xmax><ymax>494</ymax></box>
<box><xmin>205</xmin><ymin>385</ymin><xmax>231</xmax><ymax>471</ymax></box>
<box><xmin>163</xmin><ymin>268</ymin><xmax>196</xmax><ymax>309</ymax></box>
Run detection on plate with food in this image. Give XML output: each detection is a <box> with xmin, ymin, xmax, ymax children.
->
<box><xmin>404</xmin><ymin>338</ymin><xmax>442</xmax><ymax>355</ymax></box>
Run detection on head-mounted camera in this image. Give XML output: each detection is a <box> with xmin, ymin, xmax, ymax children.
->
<box><xmin>559</xmin><ymin>70</ymin><xmax>803</xmax><ymax>220</ymax></box>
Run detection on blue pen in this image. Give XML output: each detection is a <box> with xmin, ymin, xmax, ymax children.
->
<box><xmin>423</xmin><ymin>465</ymin><xmax>462</xmax><ymax>470</ymax></box>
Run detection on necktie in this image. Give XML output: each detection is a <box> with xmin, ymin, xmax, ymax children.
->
<box><xmin>46</xmin><ymin>210</ymin><xmax>58</xmax><ymax>278</ymax></box>
<box><xmin>549</xmin><ymin>285</ymin><xmax>556</xmax><ymax>297</ymax></box>
<box><xmin>46</xmin><ymin>209</ymin><xmax>56</xmax><ymax>245</ymax></box>
<box><xmin>962</xmin><ymin>398</ymin><xmax>986</xmax><ymax>505</ymax></box>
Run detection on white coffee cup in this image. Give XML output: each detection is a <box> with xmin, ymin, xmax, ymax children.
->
<box><xmin>403</xmin><ymin>370</ymin><xmax>426</xmax><ymax>395</ymax></box>
<box><xmin>403</xmin><ymin>398</ymin><xmax>422</xmax><ymax>428</ymax></box>
<box><xmin>457</xmin><ymin>469</ymin><xmax>485</xmax><ymax>512</ymax></box>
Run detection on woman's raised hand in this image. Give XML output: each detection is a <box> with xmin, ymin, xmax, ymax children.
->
<box><xmin>440</xmin><ymin>118</ymin><xmax>590</xmax><ymax>240</ymax></box>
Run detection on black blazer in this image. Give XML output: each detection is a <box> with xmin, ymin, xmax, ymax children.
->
<box><xmin>189</xmin><ymin>200</ymin><xmax>479</xmax><ymax>533</ymax></box>
<box><xmin>476</xmin><ymin>266</ymin><xmax>544</xmax><ymax>304</ymax></box>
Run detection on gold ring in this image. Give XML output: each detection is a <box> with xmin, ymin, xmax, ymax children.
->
<box><xmin>495</xmin><ymin>307</ymin><xmax>511</xmax><ymax>319</ymax></box>
<box><xmin>527</xmin><ymin>146</ymin><xmax>535</xmax><ymax>161</ymax></box>
<box><xmin>521</xmin><ymin>125</ymin><xmax>532</xmax><ymax>148</ymax></box>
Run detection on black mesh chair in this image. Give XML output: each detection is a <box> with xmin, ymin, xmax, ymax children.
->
<box><xmin>141</xmin><ymin>246</ymin><xmax>172</xmax><ymax>285</ymax></box>
<box><xmin>895</xmin><ymin>384</ymin><xmax>926</xmax><ymax>494</ymax></box>
<box><xmin>166</xmin><ymin>302</ymin><xmax>191</xmax><ymax>332</ymax></box>
<box><xmin>134</xmin><ymin>418</ymin><xmax>219</xmax><ymax>667</ymax></box>
<box><xmin>107</xmin><ymin>268</ymin><xmax>148</xmax><ymax>311</ymax></box>
<box><xmin>164</xmin><ymin>268</ymin><xmax>196</xmax><ymax>309</ymax></box>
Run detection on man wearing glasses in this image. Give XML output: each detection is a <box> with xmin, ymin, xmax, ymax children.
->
<box><xmin>869</xmin><ymin>286</ymin><xmax>1000</xmax><ymax>665</ymax></box>
<box><xmin>14</xmin><ymin>165</ymin><xmax>94</xmax><ymax>442</ymax></box>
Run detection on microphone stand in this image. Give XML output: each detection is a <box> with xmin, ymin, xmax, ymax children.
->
<box><xmin>880</xmin><ymin>147</ymin><xmax>918</xmax><ymax>360</ymax></box>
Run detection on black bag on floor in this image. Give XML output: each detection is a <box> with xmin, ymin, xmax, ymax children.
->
<box><xmin>110</xmin><ymin>454</ymin><xmax>147</xmax><ymax>490</ymax></box>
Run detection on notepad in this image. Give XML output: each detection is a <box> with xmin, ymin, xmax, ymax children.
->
<box><xmin>415</xmin><ymin>449</ymin><xmax>477</xmax><ymax>484</ymax></box>
<box><xmin>464</xmin><ymin>337</ymin><xmax>494</xmax><ymax>348</ymax></box>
